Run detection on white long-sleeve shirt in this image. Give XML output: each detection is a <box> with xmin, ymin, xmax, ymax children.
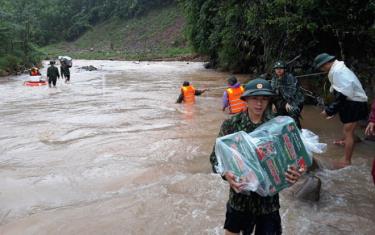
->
<box><xmin>328</xmin><ymin>60</ymin><xmax>367</xmax><ymax>102</ymax></box>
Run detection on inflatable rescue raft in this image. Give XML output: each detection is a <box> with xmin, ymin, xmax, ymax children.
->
<box><xmin>24</xmin><ymin>80</ymin><xmax>47</xmax><ymax>86</ymax></box>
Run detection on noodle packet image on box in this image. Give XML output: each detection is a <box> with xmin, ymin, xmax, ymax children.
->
<box><xmin>214</xmin><ymin>131</ymin><xmax>272</xmax><ymax>196</ymax></box>
<box><xmin>215</xmin><ymin>116</ymin><xmax>326</xmax><ymax>196</ymax></box>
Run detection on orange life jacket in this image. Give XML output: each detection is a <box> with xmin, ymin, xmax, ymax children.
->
<box><xmin>227</xmin><ymin>86</ymin><xmax>247</xmax><ymax>114</ymax></box>
<box><xmin>31</xmin><ymin>70</ymin><xmax>39</xmax><ymax>76</ymax></box>
<box><xmin>182</xmin><ymin>85</ymin><xmax>196</xmax><ymax>104</ymax></box>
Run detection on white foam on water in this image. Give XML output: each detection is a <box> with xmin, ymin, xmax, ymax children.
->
<box><xmin>0</xmin><ymin>60</ymin><xmax>374</xmax><ymax>234</ymax></box>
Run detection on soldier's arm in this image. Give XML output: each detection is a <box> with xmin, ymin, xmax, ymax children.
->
<box><xmin>176</xmin><ymin>90</ymin><xmax>184</xmax><ymax>103</ymax></box>
<box><xmin>194</xmin><ymin>89</ymin><xmax>206</xmax><ymax>96</ymax></box>
<box><xmin>286</xmin><ymin>74</ymin><xmax>304</xmax><ymax>107</ymax></box>
<box><xmin>274</xmin><ymin>97</ymin><xmax>288</xmax><ymax>113</ymax></box>
<box><xmin>209</xmin><ymin>119</ymin><xmax>233</xmax><ymax>174</ymax></box>
<box><xmin>325</xmin><ymin>91</ymin><xmax>346</xmax><ymax>116</ymax></box>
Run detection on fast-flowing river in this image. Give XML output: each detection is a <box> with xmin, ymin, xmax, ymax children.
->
<box><xmin>0</xmin><ymin>60</ymin><xmax>374</xmax><ymax>235</ymax></box>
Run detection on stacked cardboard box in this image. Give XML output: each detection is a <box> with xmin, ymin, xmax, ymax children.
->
<box><xmin>215</xmin><ymin>116</ymin><xmax>312</xmax><ymax>196</ymax></box>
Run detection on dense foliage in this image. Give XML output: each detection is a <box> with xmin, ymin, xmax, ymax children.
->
<box><xmin>0</xmin><ymin>0</ymin><xmax>175</xmax><ymax>73</ymax></box>
<box><xmin>182</xmin><ymin>0</ymin><xmax>375</xmax><ymax>75</ymax></box>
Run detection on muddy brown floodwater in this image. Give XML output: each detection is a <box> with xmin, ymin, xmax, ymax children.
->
<box><xmin>0</xmin><ymin>60</ymin><xmax>374</xmax><ymax>235</ymax></box>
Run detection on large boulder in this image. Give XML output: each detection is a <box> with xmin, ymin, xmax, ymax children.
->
<box><xmin>80</xmin><ymin>65</ymin><xmax>98</xmax><ymax>71</ymax></box>
<box><xmin>294</xmin><ymin>175</ymin><xmax>321</xmax><ymax>202</ymax></box>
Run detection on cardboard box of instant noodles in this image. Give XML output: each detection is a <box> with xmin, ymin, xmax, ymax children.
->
<box><xmin>215</xmin><ymin>116</ymin><xmax>314</xmax><ymax>196</ymax></box>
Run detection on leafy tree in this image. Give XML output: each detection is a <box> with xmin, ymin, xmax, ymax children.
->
<box><xmin>182</xmin><ymin>0</ymin><xmax>375</xmax><ymax>74</ymax></box>
<box><xmin>0</xmin><ymin>0</ymin><xmax>177</xmax><ymax>73</ymax></box>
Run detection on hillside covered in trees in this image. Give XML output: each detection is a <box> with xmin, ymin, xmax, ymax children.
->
<box><xmin>0</xmin><ymin>0</ymin><xmax>177</xmax><ymax>74</ymax></box>
<box><xmin>181</xmin><ymin>0</ymin><xmax>375</xmax><ymax>96</ymax></box>
<box><xmin>1</xmin><ymin>0</ymin><xmax>375</xmax><ymax>94</ymax></box>
<box><xmin>182</xmin><ymin>0</ymin><xmax>375</xmax><ymax>73</ymax></box>
<box><xmin>42</xmin><ymin>4</ymin><xmax>190</xmax><ymax>61</ymax></box>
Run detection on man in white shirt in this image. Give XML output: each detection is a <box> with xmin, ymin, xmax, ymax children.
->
<box><xmin>314</xmin><ymin>53</ymin><xmax>368</xmax><ymax>168</ymax></box>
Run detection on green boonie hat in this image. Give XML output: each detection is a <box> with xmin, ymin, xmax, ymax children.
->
<box><xmin>240</xmin><ymin>78</ymin><xmax>274</xmax><ymax>100</ymax></box>
<box><xmin>227</xmin><ymin>75</ymin><xmax>238</xmax><ymax>86</ymax></box>
<box><xmin>314</xmin><ymin>53</ymin><xmax>335</xmax><ymax>69</ymax></box>
<box><xmin>273</xmin><ymin>61</ymin><xmax>286</xmax><ymax>69</ymax></box>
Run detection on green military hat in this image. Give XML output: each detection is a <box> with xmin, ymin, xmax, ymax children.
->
<box><xmin>241</xmin><ymin>78</ymin><xmax>274</xmax><ymax>100</ymax></box>
<box><xmin>273</xmin><ymin>61</ymin><xmax>286</xmax><ymax>69</ymax></box>
<box><xmin>313</xmin><ymin>53</ymin><xmax>335</xmax><ymax>69</ymax></box>
<box><xmin>227</xmin><ymin>75</ymin><xmax>238</xmax><ymax>86</ymax></box>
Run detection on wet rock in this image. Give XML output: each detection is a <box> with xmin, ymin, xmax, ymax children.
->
<box><xmin>294</xmin><ymin>175</ymin><xmax>321</xmax><ymax>201</ymax></box>
<box><xmin>308</xmin><ymin>157</ymin><xmax>322</xmax><ymax>171</ymax></box>
<box><xmin>80</xmin><ymin>65</ymin><xmax>98</xmax><ymax>71</ymax></box>
<box><xmin>203</xmin><ymin>62</ymin><xmax>213</xmax><ymax>69</ymax></box>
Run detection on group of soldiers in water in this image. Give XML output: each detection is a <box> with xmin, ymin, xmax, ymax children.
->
<box><xmin>47</xmin><ymin>60</ymin><xmax>71</xmax><ymax>88</ymax></box>
<box><xmin>29</xmin><ymin>59</ymin><xmax>71</xmax><ymax>88</ymax></box>
<box><xmin>177</xmin><ymin>53</ymin><xmax>373</xmax><ymax>235</ymax></box>
<box><xmin>177</xmin><ymin>60</ymin><xmax>304</xmax><ymax>127</ymax></box>
<box><xmin>177</xmin><ymin>54</ymin><xmax>371</xmax><ymax>168</ymax></box>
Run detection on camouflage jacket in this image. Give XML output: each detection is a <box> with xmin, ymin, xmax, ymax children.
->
<box><xmin>47</xmin><ymin>66</ymin><xmax>60</xmax><ymax>79</ymax></box>
<box><xmin>60</xmin><ymin>66</ymin><xmax>70</xmax><ymax>76</ymax></box>
<box><xmin>209</xmin><ymin>111</ymin><xmax>280</xmax><ymax>214</ymax></box>
<box><xmin>271</xmin><ymin>73</ymin><xmax>304</xmax><ymax>116</ymax></box>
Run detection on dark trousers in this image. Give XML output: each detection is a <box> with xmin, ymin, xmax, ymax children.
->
<box><xmin>224</xmin><ymin>203</ymin><xmax>282</xmax><ymax>235</ymax></box>
<box><xmin>48</xmin><ymin>77</ymin><xmax>57</xmax><ymax>87</ymax></box>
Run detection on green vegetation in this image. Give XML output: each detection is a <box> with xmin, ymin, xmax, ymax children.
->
<box><xmin>41</xmin><ymin>5</ymin><xmax>193</xmax><ymax>60</ymax></box>
<box><xmin>181</xmin><ymin>0</ymin><xmax>375</xmax><ymax>97</ymax></box>
<box><xmin>182</xmin><ymin>0</ymin><xmax>375</xmax><ymax>74</ymax></box>
<box><xmin>1</xmin><ymin>0</ymin><xmax>375</xmax><ymax>97</ymax></box>
<box><xmin>1</xmin><ymin>0</ymin><xmax>183</xmax><ymax>74</ymax></box>
<box><xmin>0</xmin><ymin>0</ymin><xmax>44</xmax><ymax>74</ymax></box>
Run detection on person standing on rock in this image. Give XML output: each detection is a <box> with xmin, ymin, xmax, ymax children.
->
<box><xmin>176</xmin><ymin>81</ymin><xmax>208</xmax><ymax>104</ymax></box>
<box><xmin>210</xmin><ymin>78</ymin><xmax>301</xmax><ymax>235</ymax></box>
<box><xmin>314</xmin><ymin>53</ymin><xmax>368</xmax><ymax>168</ymax></box>
<box><xmin>271</xmin><ymin>61</ymin><xmax>305</xmax><ymax>128</ymax></box>
<box><xmin>47</xmin><ymin>60</ymin><xmax>60</xmax><ymax>88</ymax></box>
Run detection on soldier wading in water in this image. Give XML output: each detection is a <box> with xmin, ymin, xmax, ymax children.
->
<box><xmin>47</xmin><ymin>60</ymin><xmax>60</xmax><ymax>88</ymax></box>
<box><xmin>210</xmin><ymin>78</ymin><xmax>302</xmax><ymax>235</ymax></box>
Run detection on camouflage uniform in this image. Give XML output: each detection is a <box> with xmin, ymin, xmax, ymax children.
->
<box><xmin>209</xmin><ymin>111</ymin><xmax>280</xmax><ymax>214</ymax></box>
<box><xmin>47</xmin><ymin>64</ymin><xmax>60</xmax><ymax>87</ymax></box>
<box><xmin>271</xmin><ymin>73</ymin><xmax>304</xmax><ymax>128</ymax></box>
